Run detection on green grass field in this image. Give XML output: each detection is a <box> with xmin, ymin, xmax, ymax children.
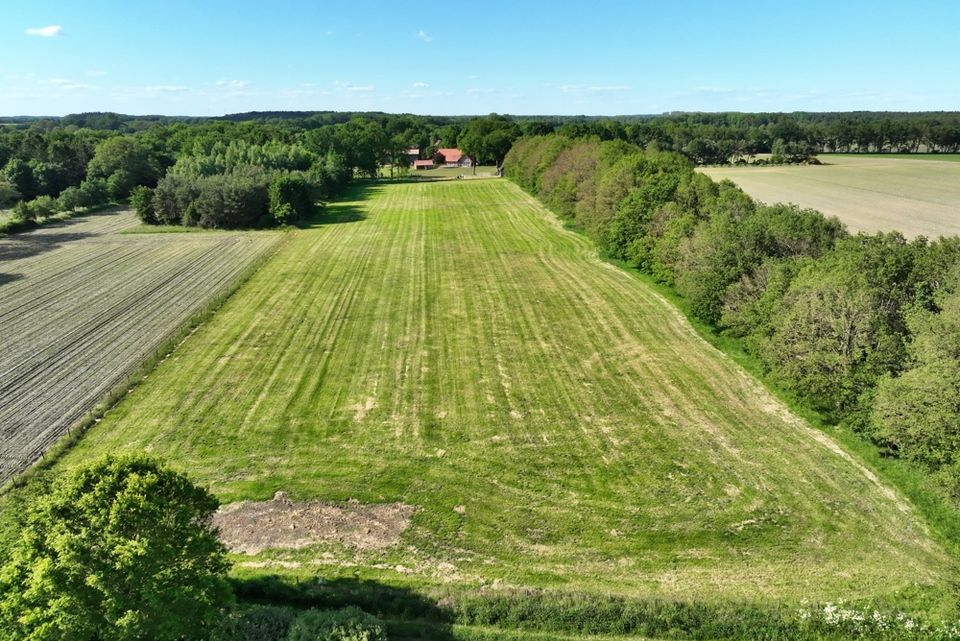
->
<box><xmin>380</xmin><ymin>165</ymin><xmax>499</xmax><ymax>179</ymax></box>
<box><xmin>700</xmin><ymin>155</ymin><xmax>960</xmax><ymax>238</ymax></box>
<box><xmin>54</xmin><ymin>180</ymin><xmax>946</xmax><ymax>608</ymax></box>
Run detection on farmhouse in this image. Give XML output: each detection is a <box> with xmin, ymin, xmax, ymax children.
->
<box><xmin>435</xmin><ymin>148</ymin><xmax>474</xmax><ymax>168</ymax></box>
<box><xmin>413</xmin><ymin>159</ymin><xmax>435</xmax><ymax>170</ymax></box>
<box><xmin>405</xmin><ymin>148</ymin><xmax>420</xmax><ymax>163</ymax></box>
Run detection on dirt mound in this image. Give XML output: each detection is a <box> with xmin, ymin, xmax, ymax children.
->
<box><xmin>213</xmin><ymin>491</ymin><xmax>417</xmax><ymax>554</ymax></box>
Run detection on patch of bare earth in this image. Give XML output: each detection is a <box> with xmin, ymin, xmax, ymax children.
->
<box><xmin>213</xmin><ymin>491</ymin><xmax>417</xmax><ymax>554</ymax></box>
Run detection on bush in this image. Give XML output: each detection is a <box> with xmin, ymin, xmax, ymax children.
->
<box><xmin>28</xmin><ymin>195</ymin><xmax>58</xmax><ymax>219</ymax></box>
<box><xmin>131</xmin><ymin>185</ymin><xmax>156</xmax><ymax>223</ymax></box>
<box><xmin>286</xmin><ymin>607</ymin><xmax>386</xmax><ymax>641</ymax></box>
<box><xmin>213</xmin><ymin>605</ymin><xmax>296</xmax><ymax>641</ymax></box>
<box><xmin>79</xmin><ymin>177</ymin><xmax>110</xmax><ymax>206</ymax></box>
<box><xmin>107</xmin><ymin>168</ymin><xmax>137</xmax><ymax>199</ymax></box>
<box><xmin>56</xmin><ymin>185</ymin><xmax>85</xmax><ymax>212</ymax></box>
<box><xmin>269</xmin><ymin>172</ymin><xmax>314</xmax><ymax>224</ymax></box>
<box><xmin>11</xmin><ymin>200</ymin><xmax>34</xmax><ymax>222</ymax></box>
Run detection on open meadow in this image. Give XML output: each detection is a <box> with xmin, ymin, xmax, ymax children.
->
<box><xmin>0</xmin><ymin>210</ymin><xmax>279</xmax><ymax>484</ymax></box>
<box><xmin>54</xmin><ymin>179</ymin><xmax>947</xmax><ymax>606</ymax></box>
<box><xmin>700</xmin><ymin>155</ymin><xmax>960</xmax><ymax>238</ymax></box>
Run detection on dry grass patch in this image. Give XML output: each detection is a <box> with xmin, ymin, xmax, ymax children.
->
<box><xmin>700</xmin><ymin>155</ymin><xmax>960</xmax><ymax>238</ymax></box>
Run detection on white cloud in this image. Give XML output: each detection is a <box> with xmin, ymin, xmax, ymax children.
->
<box><xmin>417</xmin><ymin>30</ymin><xmax>432</xmax><ymax>42</ymax></box>
<box><xmin>692</xmin><ymin>86</ymin><xmax>734</xmax><ymax>94</ymax></box>
<box><xmin>216</xmin><ymin>79</ymin><xmax>249</xmax><ymax>88</ymax></box>
<box><xmin>26</xmin><ymin>25</ymin><xmax>62</xmax><ymax>37</ymax></box>
<box><xmin>335</xmin><ymin>81</ymin><xmax>375</xmax><ymax>92</ymax></box>
<box><xmin>86</xmin><ymin>70</ymin><xmax>108</xmax><ymax>77</ymax></box>
<box><xmin>45</xmin><ymin>78</ymin><xmax>92</xmax><ymax>90</ymax></box>
<box><xmin>560</xmin><ymin>84</ymin><xmax>629</xmax><ymax>94</ymax></box>
<box><xmin>413</xmin><ymin>81</ymin><xmax>428</xmax><ymax>88</ymax></box>
<box><xmin>146</xmin><ymin>85</ymin><xmax>188</xmax><ymax>92</ymax></box>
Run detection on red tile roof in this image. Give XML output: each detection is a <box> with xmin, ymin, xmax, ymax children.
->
<box><xmin>413</xmin><ymin>159</ymin><xmax>434</xmax><ymax>167</ymax></box>
<box><xmin>436</xmin><ymin>148</ymin><xmax>463</xmax><ymax>163</ymax></box>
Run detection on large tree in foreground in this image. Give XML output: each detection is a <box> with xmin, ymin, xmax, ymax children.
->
<box><xmin>0</xmin><ymin>455</ymin><xmax>232</xmax><ymax>641</ymax></box>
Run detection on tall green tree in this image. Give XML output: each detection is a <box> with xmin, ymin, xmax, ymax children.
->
<box><xmin>0</xmin><ymin>455</ymin><xmax>232</xmax><ymax>641</ymax></box>
<box><xmin>87</xmin><ymin>137</ymin><xmax>160</xmax><ymax>197</ymax></box>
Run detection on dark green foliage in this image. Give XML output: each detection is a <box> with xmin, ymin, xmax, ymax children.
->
<box><xmin>457</xmin><ymin>114</ymin><xmax>521</xmax><ymax>166</ymax></box>
<box><xmin>11</xmin><ymin>200</ymin><xmax>35</xmax><ymax>222</ymax></box>
<box><xmin>2</xmin><ymin>158</ymin><xmax>38</xmax><ymax>201</ymax></box>
<box><xmin>78</xmin><ymin>177</ymin><xmax>110</xmax><ymax>206</ymax></box>
<box><xmin>28</xmin><ymin>160</ymin><xmax>69</xmax><ymax>197</ymax></box>
<box><xmin>0</xmin><ymin>454</ymin><xmax>232</xmax><ymax>641</ymax></box>
<box><xmin>87</xmin><ymin>136</ymin><xmax>160</xmax><ymax>197</ymax></box>
<box><xmin>0</xmin><ymin>179</ymin><xmax>20</xmax><ymax>208</ymax></box>
<box><xmin>286</xmin><ymin>607</ymin><xmax>386</xmax><ymax>641</ymax></box>
<box><xmin>872</xmin><ymin>267</ymin><xmax>960</xmax><ymax>483</ymax></box>
<box><xmin>269</xmin><ymin>173</ymin><xmax>314</xmax><ymax>224</ymax></box>
<box><xmin>152</xmin><ymin>169</ymin><xmax>272</xmax><ymax>228</ymax></box>
<box><xmin>130</xmin><ymin>185</ymin><xmax>156</xmax><ymax>223</ymax></box>
<box><xmin>212</xmin><ymin>605</ymin><xmax>296</xmax><ymax>641</ymax></box>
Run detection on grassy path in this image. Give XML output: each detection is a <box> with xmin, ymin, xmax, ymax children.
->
<box><xmin>60</xmin><ymin>180</ymin><xmax>946</xmax><ymax>603</ymax></box>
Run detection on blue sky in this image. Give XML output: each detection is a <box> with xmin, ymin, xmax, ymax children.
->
<box><xmin>2</xmin><ymin>0</ymin><xmax>958</xmax><ymax>116</ymax></box>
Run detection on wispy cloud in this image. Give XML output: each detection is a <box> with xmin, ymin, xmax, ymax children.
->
<box><xmin>146</xmin><ymin>85</ymin><xmax>188</xmax><ymax>92</ymax></box>
<box><xmin>560</xmin><ymin>84</ymin><xmax>629</xmax><ymax>94</ymax></box>
<box><xmin>46</xmin><ymin>78</ymin><xmax>92</xmax><ymax>91</ymax></box>
<box><xmin>26</xmin><ymin>25</ymin><xmax>62</xmax><ymax>37</ymax></box>
<box><xmin>86</xmin><ymin>70</ymin><xmax>108</xmax><ymax>78</ymax></box>
<box><xmin>335</xmin><ymin>81</ymin><xmax>375</xmax><ymax>92</ymax></box>
<box><xmin>216</xmin><ymin>79</ymin><xmax>249</xmax><ymax>88</ymax></box>
<box><xmin>691</xmin><ymin>86</ymin><xmax>734</xmax><ymax>94</ymax></box>
<box><xmin>417</xmin><ymin>30</ymin><xmax>432</xmax><ymax>43</ymax></box>
<box><xmin>413</xmin><ymin>81</ymin><xmax>428</xmax><ymax>88</ymax></box>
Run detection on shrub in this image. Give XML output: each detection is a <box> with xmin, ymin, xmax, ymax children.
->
<box><xmin>56</xmin><ymin>185</ymin><xmax>85</xmax><ymax>212</ymax></box>
<box><xmin>131</xmin><ymin>185</ymin><xmax>157</xmax><ymax>223</ymax></box>
<box><xmin>11</xmin><ymin>200</ymin><xmax>34</xmax><ymax>222</ymax></box>
<box><xmin>286</xmin><ymin>607</ymin><xmax>386</xmax><ymax>641</ymax></box>
<box><xmin>28</xmin><ymin>195</ymin><xmax>58</xmax><ymax>219</ymax></box>
<box><xmin>107</xmin><ymin>168</ymin><xmax>137</xmax><ymax>199</ymax></box>
<box><xmin>213</xmin><ymin>605</ymin><xmax>296</xmax><ymax>641</ymax></box>
<box><xmin>79</xmin><ymin>177</ymin><xmax>110</xmax><ymax>206</ymax></box>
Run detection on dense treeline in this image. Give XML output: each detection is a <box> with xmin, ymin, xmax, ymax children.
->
<box><xmin>2</xmin><ymin>110</ymin><xmax>959</xmax><ymax>229</ymax></box>
<box><xmin>506</xmin><ymin>134</ymin><xmax>960</xmax><ymax>500</ymax></box>
<box><xmin>0</xmin><ymin>112</ymin><xmax>525</xmax><ymax>228</ymax></box>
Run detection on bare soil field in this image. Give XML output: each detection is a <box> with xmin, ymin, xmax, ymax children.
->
<box><xmin>0</xmin><ymin>209</ymin><xmax>278</xmax><ymax>484</ymax></box>
<box><xmin>700</xmin><ymin>155</ymin><xmax>960</xmax><ymax>238</ymax></box>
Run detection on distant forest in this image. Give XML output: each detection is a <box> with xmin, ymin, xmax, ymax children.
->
<box><xmin>1</xmin><ymin>110</ymin><xmax>959</xmax><ymax>230</ymax></box>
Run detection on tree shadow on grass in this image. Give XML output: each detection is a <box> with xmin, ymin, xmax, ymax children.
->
<box><xmin>296</xmin><ymin>204</ymin><xmax>367</xmax><ymax>230</ymax></box>
<box><xmin>0</xmin><ymin>209</ymin><xmax>125</xmax><ymax>264</ymax></box>
<box><xmin>231</xmin><ymin>574</ymin><xmax>455</xmax><ymax>641</ymax></box>
<box><xmin>296</xmin><ymin>183</ymin><xmax>384</xmax><ymax>230</ymax></box>
<box><xmin>0</xmin><ymin>272</ymin><xmax>24</xmax><ymax>287</ymax></box>
<box><xmin>0</xmin><ymin>231</ymin><xmax>95</xmax><ymax>263</ymax></box>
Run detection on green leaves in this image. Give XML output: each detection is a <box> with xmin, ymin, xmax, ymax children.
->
<box><xmin>0</xmin><ymin>455</ymin><xmax>232</xmax><ymax>641</ymax></box>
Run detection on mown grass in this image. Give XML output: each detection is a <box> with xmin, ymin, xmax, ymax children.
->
<box><xmin>46</xmin><ymin>180</ymin><xmax>952</xmax><ymax>621</ymax></box>
<box><xmin>700</xmin><ymin>155</ymin><xmax>960</xmax><ymax>238</ymax></box>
